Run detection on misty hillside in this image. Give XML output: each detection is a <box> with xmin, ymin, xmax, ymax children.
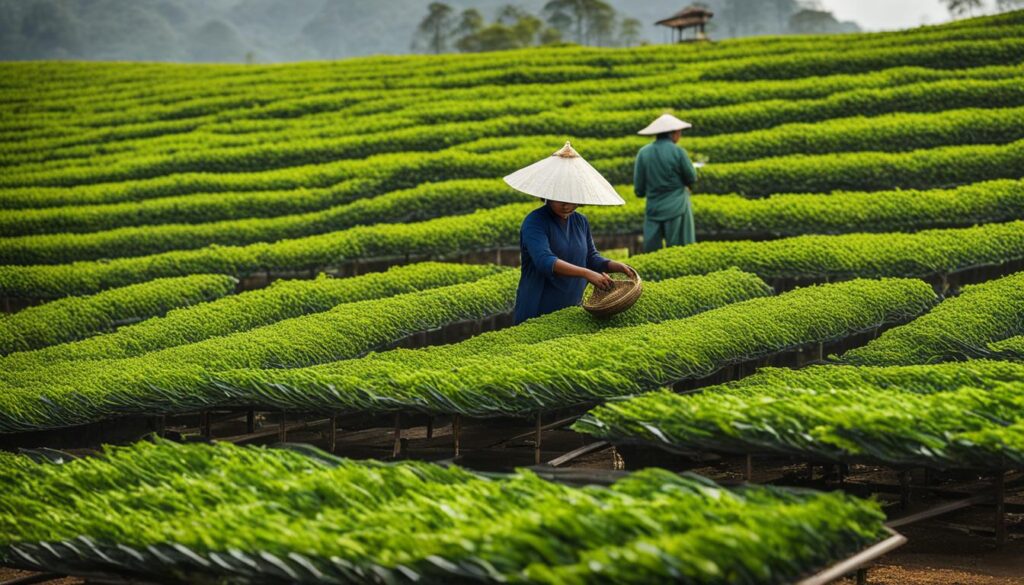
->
<box><xmin>0</xmin><ymin>0</ymin><xmax>860</xmax><ymax>63</ymax></box>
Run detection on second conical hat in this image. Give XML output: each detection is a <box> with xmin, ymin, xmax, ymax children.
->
<box><xmin>637</xmin><ymin>113</ymin><xmax>692</xmax><ymax>136</ymax></box>
<box><xmin>502</xmin><ymin>142</ymin><xmax>625</xmax><ymax>206</ymax></box>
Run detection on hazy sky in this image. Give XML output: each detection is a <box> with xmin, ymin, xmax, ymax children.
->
<box><xmin>820</xmin><ymin>0</ymin><xmax>958</xmax><ymax>30</ymax></box>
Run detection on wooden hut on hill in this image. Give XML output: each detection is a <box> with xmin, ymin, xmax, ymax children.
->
<box><xmin>656</xmin><ymin>5</ymin><xmax>714</xmax><ymax>42</ymax></box>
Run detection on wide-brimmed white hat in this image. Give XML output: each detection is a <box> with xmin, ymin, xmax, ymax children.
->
<box><xmin>503</xmin><ymin>141</ymin><xmax>625</xmax><ymax>206</ymax></box>
<box><xmin>637</xmin><ymin>113</ymin><xmax>692</xmax><ymax>136</ymax></box>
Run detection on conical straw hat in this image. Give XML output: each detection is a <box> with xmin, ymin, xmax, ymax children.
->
<box><xmin>503</xmin><ymin>141</ymin><xmax>625</xmax><ymax>206</ymax></box>
<box><xmin>637</xmin><ymin>113</ymin><xmax>692</xmax><ymax>136</ymax></box>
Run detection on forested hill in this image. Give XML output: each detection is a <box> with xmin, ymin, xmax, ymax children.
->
<box><xmin>0</xmin><ymin>0</ymin><xmax>858</xmax><ymax>63</ymax></box>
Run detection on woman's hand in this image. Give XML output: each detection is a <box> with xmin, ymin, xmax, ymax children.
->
<box><xmin>586</xmin><ymin>270</ymin><xmax>614</xmax><ymax>291</ymax></box>
<box><xmin>606</xmin><ymin>261</ymin><xmax>636</xmax><ymax>278</ymax></box>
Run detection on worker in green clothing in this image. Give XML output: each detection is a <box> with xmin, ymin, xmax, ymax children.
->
<box><xmin>633</xmin><ymin>114</ymin><xmax>698</xmax><ymax>253</ymax></box>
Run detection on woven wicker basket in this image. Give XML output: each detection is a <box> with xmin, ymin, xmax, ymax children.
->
<box><xmin>583</xmin><ymin>267</ymin><xmax>642</xmax><ymax>318</ymax></box>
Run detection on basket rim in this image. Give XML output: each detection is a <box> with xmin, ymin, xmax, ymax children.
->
<box><xmin>583</xmin><ymin>265</ymin><xmax>642</xmax><ymax>315</ymax></box>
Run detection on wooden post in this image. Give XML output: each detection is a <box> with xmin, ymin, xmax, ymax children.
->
<box><xmin>328</xmin><ymin>415</ymin><xmax>337</xmax><ymax>453</ymax></box>
<box><xmin>899</xmin><ymin>469</ymin><xmax>912</xmax><ymax>510</ymax></box>
<box><xmin>856</xmin><ymin>568</ymin><xmax>868</xmax><ymax>585</ymax></box>
<box><xmin>246</xmin><ymin>410</ymin><xmax>256</xmax><ymax>434</ymax></box>
<box><xmin>426</xmin><ymin>417</ymin><xmax>434</xmax><ymax>439</ymax></box>
<box><xmin>535</xmin><ymin>412</ymin><xmax>543</xmax><ymax>465</ymax></box>
<box><xmin>453</xmin><ymin>415</ymin><xmax>461</xmax><ymax>457</ymax></box>
<box><xmin>995</xmin><ymin>472</ymin><xmax>1007</xmax><ymax>547</ymax></box>
<box><xmin>200</xmin><ymin>410</ymin><xmax>211</xmax><ymax>439</ymax></box>
<box><xmin>154</xmin><ymin>415</ymin><xmax>166</xmax><ymax>438</ymax></box>
<box><xmin>392</xmin><ymin>413</ymin><xmax>402</xmax><ymax>458</ymax></box>
<box><xmin>744</xmin><ymin>454</ymin><xmax>753</xmax><ymax>482</ymax></box>
<box><xmin>278</xmin><ymin>411</ymin><xmax>287</xmax><ymax>443</ymax></box>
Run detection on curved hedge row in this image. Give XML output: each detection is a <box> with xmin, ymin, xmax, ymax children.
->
<box><xmin>9</xmin><ymin>124</ymin><xmax>1024</xmax><ymax>243</ymax></box>
<box><xmin>210</xmin><ymin>278</ymin><xmax>936</xmax><ymax>418</ymax></box>
<box><xmin>628</xmin><ymin>221</ymin><xmax>1024</xmax><ymax>281</ymax></box>
<box><xmin>841</xmin><ymin>271</ymin><xmax>1024</xmax><ymax>365</ymax></box>
<box><xmin>0</xmin><ymin>270</ymin><xmax>520</xmax><ymax>431</ymax></box>
<box><xmin>575</xmin><ymin>361</ymin><xmax>1024</xmax><ymax>470</ymax></box>
<box><xmin>0</xmin><ymin>182</ymin><xmax>532</xmax><ymax>262</ymax></box>
<box><xmin>702</xmin><ymin>38</ymin><xmax>1024</xmax><ymax>81</ymax></box>
<box><xmin>990</xmin><ymin>335</ymin><xmax>1024</xmax><ymax>358</ymax></box>
<box><xmin>4</xmin><ymin>203</ymin><xmax>1023</xmax><ymax>299</ymax></box>
<box><xmin>8</xmin><ymin>101</ymin><xmax>1021</xmax><ymax>241</ymax></box>
<box><xmin>8</xmin><ymin>63</ymin><xmax>1017</xmax><ymax>170</ymax></box>
<box><xmin>694</xmin><ymin>179</ymin><xmax>1024</xmax><ymax>237</ymax></box>
<box><xmin>6</xmin><ymin>176</ymin><xmax>1022</xmax><ymax>269</ymax></box>
<box><xmin>8</xmin><ymin>73</ymin><xmax>1021</xmax><ymax>182</ymax></box>
<box><xmin>283</xmin><ymin>270</ymin><xmax>772</xmax><ymax>385</ymax></box>
<box><xmin>0</xmin><ymin>441</ymin><xmax>887</xmax><ymax>585</ymax></box>
<box><xmin>358</xmin><ymin>269</ymin><xmax>772</xmax><ymax>371</ymax></box>
<box><xmin>0</xmin><ymin>262</ymin><xmax>505</xmax><ymax>372</ymax></box>
<box><xmin>5</xmin><ymin>76</ymin><xmax>1023</xmax><ymax>195</ymax></box>
<box><xmin>0</xmin><ymin>277</ymin><xmax>935</xmax><ymax>432</ymax></box>
<box><xmin>0</xmin><ymin>274</ymin><xmax>236</xmax><ymax>355</ymax></box>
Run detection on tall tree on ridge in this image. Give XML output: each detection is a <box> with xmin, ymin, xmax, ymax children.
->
<box><xmin>455</xmin><ymin>8</ymin><xmax>484</xmax><ymax>38</ymax></box>
<box><xmin>939</xmin><ymin>0</ymin><xmax>986</xmax><ymax>18</ymax></box>
<box><xmin>414</xmin><ymin>2</ymin><xmax>455</xmax><ymax>54</ymax></box>
<box><xmin>543</xmin><ymin>0</ymin><xmax>616</xmax><ymax>45</ymax></box>
<box><xmin>619</xmin><ymin>17</ymin><xmax>643</xmax><ymax>47</ymax></box>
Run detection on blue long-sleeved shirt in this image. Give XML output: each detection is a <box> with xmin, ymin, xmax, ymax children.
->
<box><xmin>514</xmin><ymin>205</ymin><xmax>610</xmax><ymax>324</ymax></box>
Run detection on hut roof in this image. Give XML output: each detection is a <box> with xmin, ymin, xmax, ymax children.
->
<box><xmin>656</xmin><ymin>6</ymin><xmax>714</xmax><ymax>29</ymax></box>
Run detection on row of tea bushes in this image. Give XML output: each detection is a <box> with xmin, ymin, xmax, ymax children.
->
<box><xmin>0</xmin><ymin>440</ymin><xmax>887</xmax><ymax>585</ymax></box>
<box><xmin>9</xmin><ymin>58</ymin><xmax>1020</xmax><ymax>178</ymax></box>
<box><xmin>0</xmin><ymin>276</ymin><xmax>932</xmax><ymax>431</ymax></box>
<box><xmin>7</xmin><ymin>77</ymin><xmax>1023</xmax><ymax>190</ymax></box>
<box><xmin>0</xmin><ymin>270</ymin><xmax>520</xmax><ymax>432</ymax></box>
<box><xmin>14</xmin><ymin>63</ymin><xmax>1019</xmax><ymax>170</ymax></box>
<box><xmin>5</xmin><ymin>130</ymin><xmax>1021</xmax><ymax>214</ymax></box>
<box><xmin>842</xmin><ymin>271</ymin><xmax>1024</xmax><ymax>365</ymax></box>
<box><xmin>5</xmin><ymin>174</ymin><xmax>1024</xmax><ymax>265</ymax></box>
<box><xmin>9</xmin><ymin>77</ymin><xmax>1022</xmax><ymax>187</ymax></box>
<box><xmin>212</xmin><ymin>278</ymin><xmax>936</xmax><ymax>417</ymax></box>
<box><xmin>357</xmin><ymin>269</ymin><xmax>773</xmax><ymax>372</ymax></box>
<box><xmin>0</xmin><ymin>263</ymin><xmax>505</xmax><ymax>372</ymax></box>
<box><xmin>4</xmin><ymin>213</ymin><xmax>1023</xmax><ymax>299</ymax></box>
<box><xmin>627</xmin><ymin>220</ymin><xmax>1024</xmax><ymax>281</ymax></box>
<box><xmin>0</xmin><ymin>269</ymin><xmax>765</xmax><ymax>431</ymax></box>
<box><xmin>0</xmin><ymin>274</ymin><xmax>236</xmax><ymax>354</ymax></box>
<box><xmin>575</xmin><ymin>360</ymin><xmax>1024</xmax><ymax>470</ymax></box>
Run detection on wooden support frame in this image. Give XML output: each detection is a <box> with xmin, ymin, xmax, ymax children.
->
<box><xmin>994</xmin><ymin>472</ymin><xmax>1007</xmax><ymax>547</ymax></box>
<box><xmin>547</xmin><ymin>441</ymin><xmax>609</xmax><ymax>468</ymax></box>
<box><xmin>453</xmin><ymin>414</ymin><xmax>462</xmax><ymax>457</ymax></box>
<box><xmin>899</xmin><ymin>469</ymin><xmax>912</xmax><ymax>510</ymax></box>
<box><xmin>200</xmin><ymin>410</ymin><xmax>211</xmax><ymax>439</ymax></box>
<box><xmin>278</xmin><ymin>411</ymin><xmax>287</xmax><ymax>443</ymax></box>
<box><xmin>391</xmin><ymin>411</ymin><xmax>403</xmax><ymax>456</ymax></box>
<box><xmin>153</xmin><ymin>415</ymin><xmax>166</xmax><ymax>438</ymax></box>
<box><xmin>534</xmin><ymin>412</ymin><xmax>543</xmax><ymax>465</ymax></box>
<box><xmin>796</xmin><ymin>528</ymin><xmax>906</xmax><ymax>585</ymax></box>
<box><xmin>328</xmin><ymin>415</ymin><xmax>338</xmax><ymax>453</ymax></box>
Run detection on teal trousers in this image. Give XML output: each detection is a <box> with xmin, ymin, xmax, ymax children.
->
<box><xmin>643</xmin><ymin>209</ymin><xmax>696</xmax><ymax>253</ymax></box>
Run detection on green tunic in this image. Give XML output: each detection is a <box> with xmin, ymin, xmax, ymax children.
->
<box><xmin>633</xmin><ymin>136</ymin><xmax>698</xmax><ymax>252</ymax></box>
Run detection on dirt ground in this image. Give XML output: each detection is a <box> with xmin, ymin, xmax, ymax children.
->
<box><xmin>867</xmin><ymin>566</ymin><xmax>1023</xmax><ymax>585</ymax></box>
